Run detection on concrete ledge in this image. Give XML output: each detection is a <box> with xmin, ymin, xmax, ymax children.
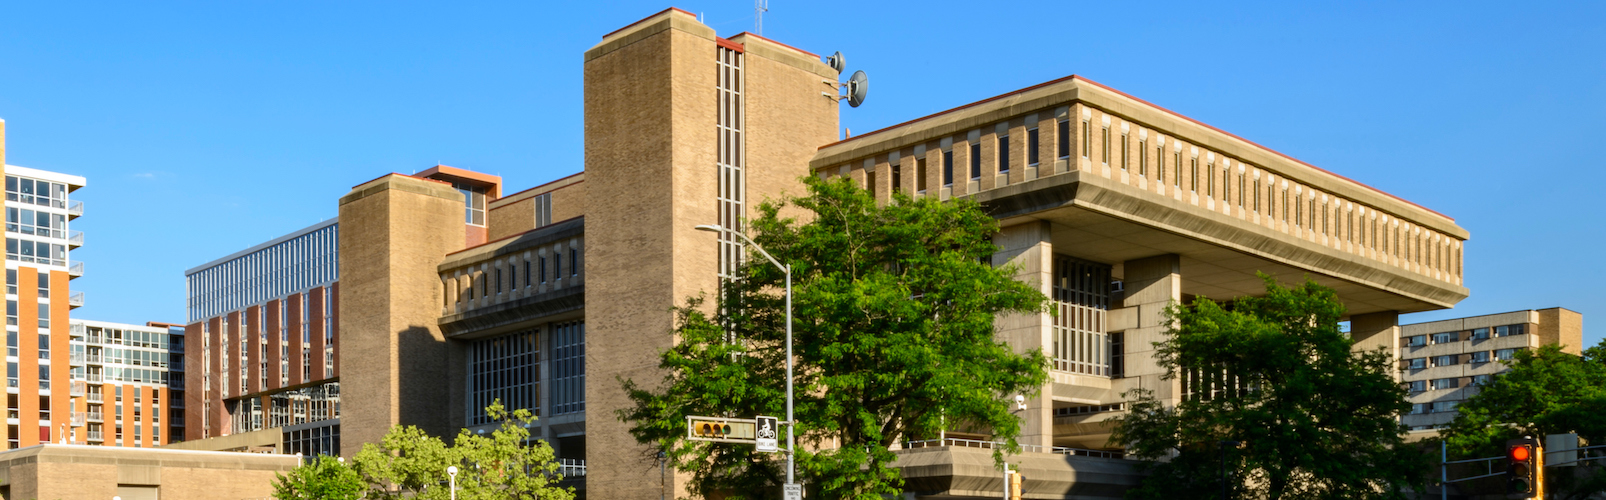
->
<box><xmin>894</xmin><ymin>446</ymin><xmax>1142</xmax><ymax>499</ymax></box>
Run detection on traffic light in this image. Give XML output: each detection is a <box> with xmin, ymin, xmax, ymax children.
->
<box><xmin>1008</xmin><ymin>471</ymin><xmax>1023</xmax><ymax>500</ymax></box>
<box><xmin>685</xmin><ymin>417</ymin><xmax>756</xmax><ymax>443</ymax></box>
<box><xmin>694</xmin><ymin>420</ymin><xmax>734</xmax><ymax>438</ymax></box>
<box><xmin>1507</xmin><ymin>437</ymin><xmax>1539</xmax><ymax>499</ymax></box>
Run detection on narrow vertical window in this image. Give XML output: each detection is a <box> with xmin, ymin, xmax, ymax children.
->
<box><xmin>1190</xmin><ymin>157</ymin><xmax>1199</xmax><ymax>193</ymax></box>
<box><xmin>571</xmin><ymin>248</ymin><xmax>578</xmax><ymax>276</ymax></box>
<box><xmin>916</xmin><ymin>158</ymin><xmax>928</xmax><ymax>192</ymax></box>
<box><xmin>866</xmin><ymin>170</ymin><xmax>877</xmax><ymax>196</ymax></box>
<box><xmin>1207</xmin><ymin>162</ymin><xmax>1215</xmax><ymax>196</ymax></box>
<box><xmin>1057</xmin><ymin>120</ymin><xmax>1070</xmax><ymax>159</ymax></box>
<box><xmin>1027</xmin><ymin>128</ymin><xmax>1039</xmax><ymax>165</ymax></box>
<box><xmin>1295</xmin><ymin>193</ymin><xmax>1302</xmax><ymax>227</ymax></box>
<box><xmin>1082</xmin><ymin>120</ymin><xmax>1091</xmax><ymax>158</ymax></box>
<box><xmin>1239</xmin><ymin>174</ymin><xmax>1246</xmax><ymax>207</ymax></box>
<box><xmin>1174</xmin><ymin>151</ymin><xmax>1182</xmax><ymax>187</ymax></box>
<box><xmin>970</xmin><ymin>143</ymin><xmax>982</xmax><ymax>180</ymax></box>
<box><xmin>1138</xmin><ymin>139</ymin><xmax>1147</xmax><ymax>176</ymax></box>
<box><xmin>1156</xmin><ymin>144</ymin><xmax>1165</xmax><ymax>183</ymax></box>
<box><xmin>998</xmin><ymin>135</ymin><xmax>1010</xmax><ymax>174</ymax></box>
<box><xmin>1101</xmin><ymin>126</ymin><xmax>1110</xmax><ymax>164</ymax></box>
<box><xmin>891</xmin><ymin>163</ymin><xmax>902</xmax><ymax>194</ymax></box>
<box><xmin>943</xmin><ymin>151</ymin><xmax>954</xmax><ymax>186</ymax></box>
<box><xmin>1254</xmin><ymin>180</ymin><xmax>1261</xmax><ymax>212</ymax></box>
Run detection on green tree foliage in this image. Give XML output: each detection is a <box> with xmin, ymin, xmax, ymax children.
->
<box><xmin>341</xmin><ymin>401</ymin><xmax>573</xmax><ymax>500</ymax></box>
<box><xmin>618</xmin><ymin>177</ymin><xmax>1050</xmax><ymax>499</ymax></box>
<box><xmin>1440</xmin><ymin>342</ymin><xmax>1606</xmax><ymax>498</ymax></box>
<box><xmin>1111</xmin><ymin>276</ymin><xmax>1427</xmax><ymax>500</ymax></box>
<box><xmin>272</xmin><ymin>455</ymin><xmax>364</xmax><ymax>500</ymax></box>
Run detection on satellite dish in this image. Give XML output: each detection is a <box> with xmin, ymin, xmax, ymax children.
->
<box><xmin>826</xmin><ymin>51</ymin><xmax>845</xmax><ymax>73</ymax></box>
<box><xmin>846</xmin><ymin>70</ymin><xmax>868</xmax><ymax>108</ymax></box>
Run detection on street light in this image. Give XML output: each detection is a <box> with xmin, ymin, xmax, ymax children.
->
<box><xmin>447</xmin><ymin>465</ymin><xmax>459</xmax><ymax>500</ymax></box>
<box><xmin>694</xmin><ymin>223</ymin><xmax>796</xmax><ymax>491</ymax></box>
<box><xmin>1220</xmin><ymin>440</ymin><xmax>1241</xmax><ymax>500</ymax></box>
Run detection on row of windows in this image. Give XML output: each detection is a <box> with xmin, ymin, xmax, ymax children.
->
<box><xmin>1403</xmin><ymin>324</ymin><xmax>1527</xmax><ymax>347</ymax></box>
<box><xmin>841</xmin><ymin>106</ymin><xmax>1463</xmax><ymax>284</ymax></box>
<box><xmin>449</xmin><ymin>243</ymin><xmax>581</xmax><ymax>307</ymax></box>
<box><xmin>1408</xmin><ymin>401</ymin><xmax>1462</xmax><ymax>415</ymax></box>
<box><xmin>5</xmin><ymin>207</ymin><xmax>68</xmax><ymax>240</ymax></box>
<box><xmin>5</xmin><ymin>176</ymin><xmax>70</xmax><ymax>210</ymax></box>
<box><xmin>186</xmin><ymin>222</ymin><xmax>338</xmax><ymax>322</ymax></box>
<box><xmin>1402</xmin><ymin>348</ymin><xmax>1521</xmax><ymax>370</ymax></box>
<box><xmin>1406</xmin><ymin>373</ymin><xmax>1497</xmax><ymax>393</ymax></box>
<box><xmin>468</xmin><ymin>330</ymin><xmax>539</xmax><ymax>426</ymax></box>
<box><xmin>5</xmin><ymin>238</ymin><xmax>67</xmax><ymax>267</ymax></box>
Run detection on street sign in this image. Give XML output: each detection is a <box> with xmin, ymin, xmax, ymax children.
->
<box><xmin>755</xmin><ymin>416</ymin><xmax>779</xmax><ymax>453</ymax></box>
<box><xmin>783</xmin><ymin>484</ymin><xmax>803</xmax><ymax>500</ymax></box>
<box><xmin>686</xmin><ymin>416</ymin><xmax>758</xmax><ymax>444</ymax></box>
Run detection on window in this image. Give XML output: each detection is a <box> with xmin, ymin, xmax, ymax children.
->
<box><xmin>1431</xmin><ymin>378</ymin><xmax>1458</xmax><ymax>390</ymax></box>
<box><xmin>942</xmin><ymin>150</ymin><xmax>954</xmax><ymax>187</ymax></box>
<box><xmin>1406</xmin><ymin>380</ymin><xmax>1427</xmax><ymax>393</ymax></box>
<box><xmin>1406</xmin><ymin>358</ymin><xmax>1425</xmax><ymax>370</ymax></box>
<box><xmin>1101</xmin><ymin>126</ymin><xmax>1110</xmax><ymax>164</ymax></box>
<box><xmin>891</xmin><ymin>163</ymin><xmax>902</xmax><ymax>193</ymax></box>
<box><xmin>1190</xmin><ymin>156</ymin><xmax>1199</xmax><ymax>193</ymax></box>
<box><xmin>1027</xmin><ymin>128</ymin><xmax>1039</xmax><ymax>166</ymax></box>
<box><xmin>455</xmin><ymin>183</ymin><xmax>487</xmax><ymax>226</ymax></box>
<box><xmin>1057</xmin><ymin>120</ymin><xmax>1070</xmax><ymax>159</ymax></box>
<box><xmin>969</xmin><ymin>143</ymin><xmax>982</xmax><ymax>180</ymax></box>
<box><xmin>916</xmin><ymin>158</ymin><xmax>928</xmax><ymax>192</ymax></box>
<box><xmin>1431</xmin><ymin>355</ymin><xmax>1456</xmax><ymax>367</ymax></box>
<box><xmin>1431</xmin><ymin>401</ymin><xmax>1459</xmax><ymax>413</ymax></box>
<box><xmin>997</xmin><ymin>135</ymin><xmax>1010</xmax><ymax>174</ymax></box>
<box><xmin>1138</xmin><ymin>139</ymin><xmax>1147</xmax><ymax>176</ymax></box>
<box><xmin>466</xmin><ymin>330</ymin><xmax>539</xmax><ymax>426</ymax></box>
<box><xmin>551</xmin><ymin>321</ymin><xmax>586</xmax><ymax>415</ymax></box>
<box><xmin>533</xmin><ymin>193</ymin><xmax>552</xmax><ymax>228</ymax></box>
<box><xmin>1173</xmin><ymin>150</ymin><xmax>1182</xmax><ymax>187</ymax></box>
<box><xmin>1409</xmin><ymin>403</ymin><xmax>1428</xmax><ymax>415</ymax></box>
<box><xmin>553</xmin><ymin>253</ymin><xmax>561</xmax><ymax>282</ymax></box>
<box><xmin>1473</xmin><ymin>374</ymin><xmax>1493</xmax><ymax>385</ymax></box>
<box><xmin>866</xmin><ymin>170</ymin><xmax>876</xmax><ymax>195</ymax></box>
<box><xmin>539</xmin><ymin>256</ymin><xmax>547</xmax><ymax>284</ymax></box>
<box><xmin>1431</xmin><ymin>332</ymin><xmax>1456</xmax><ymax>344</ymax></box>
<box><xmin>1405</xmin><ymin>335</ymin><xmax>1427</xmax><ymax>347</ymax></box>
<box><xmin>1470</xmin><ymin>351</ymin><xmax>1490</xmax><ymax>363</ymax></box>
<box><xmin>1082</xmin><ymin>120</ymin><xmax>1091</xmax><ymax>158</ymax></box>
<box><xmin>1495</xmin><ymin>324</ymin><xmax>1527</xmax><ymax>337</ymax></box>
<box><xmin>570</xmin><ymin>248</ymin><xmax>578</xmax><ymax>276</ymax></box>
<box><xmin>1495</xmin><ymin>348</ymin><xmax>1520</xmax><ymax>361</ymax></box>
<box><xmin>5</xmin><ymin>269</ymin><xmax>13</xmax><ymax>295</ymax></box>
<box><xmin>1120</xmin><ymin>132</ymin><xmax>1129</xmax><ymax>171</ymax></box>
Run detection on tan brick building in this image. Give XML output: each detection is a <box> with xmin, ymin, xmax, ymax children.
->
<box><xmin>0</xmin><ymin>443</ymin><xmax>297</xmax><ymax>500</ymax></box>
<box><xmin>1399</xmin><ymin>308</ymin><xmax>1584</xmax><ymax>432</ymax></box>
<box><xmin>173</xmin><ymin>7</ymin><xmax>1476</xmax><ymax>499</ymax></box>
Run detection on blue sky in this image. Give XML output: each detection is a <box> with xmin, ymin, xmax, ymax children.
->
<box><xmin>1</xmin><ymin>1</ymin><xmax>1601</xmax><ymax>344</ymax></box>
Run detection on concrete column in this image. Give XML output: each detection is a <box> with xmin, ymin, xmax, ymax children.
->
<box><xmin>1351</xmin><ymin>311</ymin><xmax>1401</xmax><ymax>381</ymax></box>
<box><xmin>993</xmin><ymin>221</ymin><xmax>1053</xmax><ymax>448</ymax></box>
<box><xmin>1113</xmin><ymin>254</ymin><xmax>1182</xmax><ymax>404</ymax></box>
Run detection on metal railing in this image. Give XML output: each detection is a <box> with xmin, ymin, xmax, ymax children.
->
<box><xmin>69</xmin><ymin>353</ymin><xmax>85</xmax><ymax>365</ymax></box>
<box><xmin>70</xmin><ymin>322</ymin><xmax>87</xmax><ymax>337</ymax></box>
<box><xmin>69</xmin><ymin>381</ymin><xmax>85</xmax><ymax>396</ymax></box>
<box><xmin>86</xmin><ymin>373</ymin><xmax>104</xmax><ymax>383</ymax></box>
<box><xmin>70</xmin><ymin>412</ymin><xmax>86</xmax><ymax>427</ymax></box>
<box><xmin>87</xmin><ymin>430</ymin><xmax>103</xmax><ymax>441</ymax></box>
<box><xmin>68</xmin><ymin>262</ymin><xmax>84</xmax><ymax>277</ymax></box>
<box><xmin>67</xmin><ymin>231</ymin><xmax>83</xmax><ymax>248</ymax></box>
<box><xmin>68</xmin><ymin>292</ymin><xmax>84</xmax><ymax>307</ymax></box>
<box><xmin>67</xmin><ymin>200</ymin><xmax>83</xmax><ymax>217</ymax></box>
<box><xmin>86</xmin><ymin>353</ymin><xmax>103</xmax><ymax>364</ymax></box>
<box><xmin>898</xmin><ymin>438</ymin><xmax>1126</xmax><ymax>459</ymax></box>
<box><xmin>86</xmin><ymin>392</ymin><xmax>103</xmax><ymax>403</ymax></box>
<box><xmin>86</xmin><ymin>411</ymin><xmax>103</xmax><ymax>422</ymax></box>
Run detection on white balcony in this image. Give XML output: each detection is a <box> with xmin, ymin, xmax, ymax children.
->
<box><xmin>70</xmin><ymin>322</ymin><xmax>86</xmax><ymax>337</ymax></box>
<box><xmin>86</xmin><ymin>373</ymin><xmax>103</xmax><ymax>383</ymax></box>
<box><xmin>67</xmin><ymin>200</ymin><xmax>83</xmax><ymax>219</ymax></box>
<box><xmin>68</xmin><ymin>262</ymin><xmax>83</xmax><ymax>278</ymax></box>
<box><xmin>67</xmin><ymin>230</ymin><xmax>83</xmax><ymax>249</ymax></box>
<box><xmin>87</xmin><ymin>430</ymin><xmax>103</xmax><ymax>441</ymax></box>
<box><xmin>69</xmin><ymin>353</ymin><xmax>85</xmax><ymax>366</ymax></box>
<box><xmin>68</xmin><ymin>292</ymin><xmax>83</xmax><ymax>308</ymax></box>
<box><xmin>86</xmin><ymin>392</ymin><xmax>103</xmax><ymax>403</ymax></box>
<box><xmin>86</xmin><ymin>411</ymin><xmax>103</xmax><ymax>423</ymax></box>
<box><xmin>69</xmin><ymin>381</ymin><xmax>85</xmax><ymax>397</ymax></box>
<box><xmin>70</xmin><ymin>412</ymin><xmax>85</xmax><ymax>427</ymax></box>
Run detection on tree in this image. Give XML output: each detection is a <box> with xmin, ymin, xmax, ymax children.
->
<box><xmin>1440</xmin><ymin>341</ymin><xmax>1606</xmax><ymax>499</ymax></box>
<box><xmin>351</xmin><ymin>400</ymin><xmax>574</xmax><ymax>500</ymax></box>
<box><xmin>618</xmin><ymin>177</ymin><xmax>1050</xmax><ymax>499</ymax></box>
<box><xmin>1110</xmin><ymin>275</ymin><xmax>1427</xmax><ymax>500</ymax></box>
<box><xmin>272</xmin><ymin>455</ymin><xmax>364</xmax><ymax>500</ymax></box>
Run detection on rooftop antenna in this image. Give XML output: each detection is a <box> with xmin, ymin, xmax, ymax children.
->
<box><xmin>755</xmin><ymin>0</ymin><xmax>769</xmax><ymax>35</ymax></box>
<box><xmin>821</xmin><ymin>51</ymin><xmax>868</xmax><ymax>108</ymax></box>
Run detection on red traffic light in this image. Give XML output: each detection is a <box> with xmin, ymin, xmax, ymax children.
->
<box><xmin>1510</xmin><ymin>445</ymin><xmax>1530</xmax><ymax>462</ymax></box>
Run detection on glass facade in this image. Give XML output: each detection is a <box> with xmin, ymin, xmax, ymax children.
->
<box><xmin>467</xmin><ymin>330</ymin><xmax>539</xmax><ymax>426</ymax></box>
<box><xmin>185</xmin><ymin>221</ymin><xmax>338</xmax><ymax>323</ymax></box>
<box><xmin>550</xmin><ymin>321</ymin><xmax>585</xmax><ymax>415</ymax></box>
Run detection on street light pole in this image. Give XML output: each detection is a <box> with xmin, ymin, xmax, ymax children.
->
<box><xmin>694</xmin><ymin>224</ymin><xmax>795</xmax><ymax>489</ymax></box>
<box><xmin>1219</xmin><ymin>440</ymin><xmax>1240</xmax><ymax>500</ymax></box>
<box><xmin>447</xmin><ymin>465</ymin><xmax>459</xmax><ymax>500</ymax></box>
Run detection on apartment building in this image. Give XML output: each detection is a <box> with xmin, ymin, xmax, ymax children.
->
<box><xmin>170</xmin><ymin>8</ymin><xmax>1472</xmax><ymax>499</ymax></box>
<box><xmin>0</xmin><ymin>121</ymin><xmax>183</xmax><ymax>450</ymax></box>
<box><xmin>1399</xmin><ymin>308</ymin><xmax>1583</xmax><ymax>431</ymax></box>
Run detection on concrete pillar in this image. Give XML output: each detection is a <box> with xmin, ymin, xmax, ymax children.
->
<box><xmin>993</xmin><ymin>221</ymin><xmax>1054</xmax><ymax>448</ymax></box>
<box><xmin>1114</xmin><ymin>254</ymin><xmax>1182</xmax><ymax>404</ymax></box>
<box><xmin>1351</xmin><ymin>311</ymin><xmax>1401</xmax><ymax>381</ymax></box>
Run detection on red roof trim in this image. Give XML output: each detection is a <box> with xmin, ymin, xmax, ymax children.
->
<box><xmin>727</xmin><ymin>31</ymin><xmax>817</xmax><ymax>58</ymax></box>
<box><xmin>602</xmin><ymin>7</ymin><xmax>695</xmax><ymax>39</ymax></box>
<box><xmin>819</xmin><ymin>74</ymin><xmax>1453</xmax><ymax>222</ymax></box>
<box><xmin>715</xmin><ymin>37</ymin><xmax>744</xmax><ymax>53</ymax></box>
<box><xmin>445</xmin><ymin>215</ymin><xmax>585</xmax><ymax>256</ymax></box>
<box><xmin>494</xmin><ymin>171</ymin><xmax>586</xmax><ymax>203</ymax></box>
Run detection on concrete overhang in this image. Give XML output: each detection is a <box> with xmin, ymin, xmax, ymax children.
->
<box><xmin>976</xmin><ymin>171</ymin><xmax>1469</xmax><ymax>316</ymax></box>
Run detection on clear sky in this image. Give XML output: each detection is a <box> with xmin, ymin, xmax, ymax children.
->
<box><xmin>1</xmin><ymin>1</ymin><xmax>1600</xmax><ymax>343</ymax></box>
